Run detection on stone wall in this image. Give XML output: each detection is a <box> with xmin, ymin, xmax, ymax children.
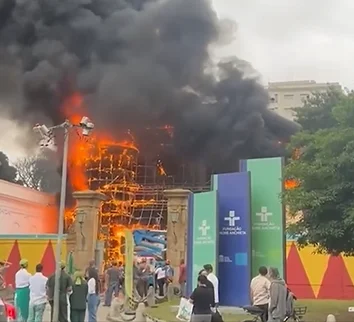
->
<box><xmin>0</xmin><ymin>180</ymin><xmax>57</xmax><ymax>234</ymax></box>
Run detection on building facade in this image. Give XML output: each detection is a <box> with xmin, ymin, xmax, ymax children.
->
<box><xmin>267</xmin><ymin>80</ymin><xmax>342</xmax><ymax>121</ymax></box>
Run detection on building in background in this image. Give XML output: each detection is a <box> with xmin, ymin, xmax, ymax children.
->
<box><xmin>267</xmin><ymin>80</ymin><xmax>342</xmax><ymax>121</ymax></box>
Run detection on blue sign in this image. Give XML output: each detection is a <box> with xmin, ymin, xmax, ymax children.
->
<box><xmin>214</xmin><ymin>172</ymin><xmax>251</xmax><ymax>306</ymax></box>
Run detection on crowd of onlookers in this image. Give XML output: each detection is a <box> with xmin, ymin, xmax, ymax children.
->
<box><xmin>0</xmin><ymin>259</ymin><xmax>101</xmax><ymax>322</ymax></box>
<box><xmin>1</xmin><ymin>257</ymin><xmax>295</xmax><ymax>322</ymax></box>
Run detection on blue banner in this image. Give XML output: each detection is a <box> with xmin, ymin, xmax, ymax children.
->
<box><xmin>214</xmin><ymin>172</ymin><xmax>251</xmax><ymax>306</ymax></box>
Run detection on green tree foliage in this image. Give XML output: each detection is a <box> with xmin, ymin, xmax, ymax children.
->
<box><xmin>0</xmin><ymin>151</ymin><xmax>17</xmax><ymax>183</ymax></box>
<box><xmin>284</xmin><ymin>89</ymin><xmax>354</xmax><ymax>255</ymax></box>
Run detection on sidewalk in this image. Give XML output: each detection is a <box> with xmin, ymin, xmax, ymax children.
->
<box><xmin>42</xmin><ymin>303</ymin><xmax>110</xmax><ymax>322</ymax></box>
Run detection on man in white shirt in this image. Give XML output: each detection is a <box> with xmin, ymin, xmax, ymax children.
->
<box><xmin>28</xmin><ymin>264</ymin><xmax>48</xmax><ymax>322</ymax></box>
<box><xmin>250</xmin><ymin>266</ymin><xmax>271</xmax><ymax>322</ymax></box>
<box><xmin>203</xmin><ymin>264</ymin><xmax>219</xmax><ymax>307</ymax></box>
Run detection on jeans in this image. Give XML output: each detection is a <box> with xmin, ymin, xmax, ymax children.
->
<box><xmin>179</xmin><ymin>281</ymin><xmax>186</xmax><ymax>297</ymax></box>
<box><xmin>87</xmin><ymin>294</ymin><xmax>99</xmax><ymax>322</ymax></box>
<box><xmin>104</xmin><ymin>282</ymin><xmax>119</xmax><ymax>306</ymax></box>
<box><xmin>28</xmin><ymin>303</ymin><xmax>46</xmax><ymax>322</ymax></box>
<box><xmin>256</xmin><ymin>304</ymin><xmax>268</xmax><ymax>322</ymax></box>
<box><xmin>157</xmin><ymin>278</ymin><xmax>165</xmax><ymax>297</ymax></box>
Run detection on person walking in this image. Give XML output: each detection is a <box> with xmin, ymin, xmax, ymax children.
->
<box><xmin>46</xmin><ymin>261</ymin><xmax>73</xmax><ymax>322</ymax></box>
<box><xmin>178</xmin><ymin>259</ymin><xmax>186</xmax><ymax>297</ymax></box>
<box><xmin>15</xmin><ymin>259</ymin><xmax>32</xmax><ymax>322</ymax></box>
<box><xmin>155</xmin><ymin>264</ymin><xmax>166</xmax><ymax>297</ymax></box>
<box><xmin>69</xmin><ymin>271</ymin><xmax>88</xmax><ymax>322</ymax></box>
<box><xmin>250</xmin><ymin>266</ymin><xmax>270</xmax><ymax>322</ymax></box>
<box><xmin>87</xmin><ymin>268</ymin><xmax>100</xmax><ymax>322</ymax></box>
<box><xmin>189</xmin><ymin>275</ymin><xmax>214</xmax><ymax>322</ymax></box>
<box><xmin>103</xmin><ymin>261</ymin><xmax>121</xmax><ymax>306</ymax></box>
<box><xmin>203</xmin><ymin>264</ymin><xmax>219</xmax><ymax>307</ymax></box>
<box><xmin>268</xmin><ymin>267</ymin><xmax>287</xmax><ymax>322</ymax></box>
<box><xmin>28</xmin><ymin>264</ymin><xmax>47</xmax><ymax>322</ymax></box>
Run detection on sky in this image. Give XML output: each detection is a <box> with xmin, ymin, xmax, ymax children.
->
<box><xmin>212</xmin><ymin>0</ymin><xmax>354</xmax><ymax>88</ymax></box>
<box><xmin>2</xmin><ymin>0</ymin><xmax>354</xmax><ymax>161</ymax></box>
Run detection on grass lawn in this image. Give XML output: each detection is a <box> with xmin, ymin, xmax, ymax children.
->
<box><xmin>146</xmin><ymin>299</ymin><xmax>354</xmax><ymax>321</ymax></box>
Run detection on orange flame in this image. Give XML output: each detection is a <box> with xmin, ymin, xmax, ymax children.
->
<box><xmin>61</xmin><ymin>92</ymin><xmax>155</xmax><ymax>263</ymax></box>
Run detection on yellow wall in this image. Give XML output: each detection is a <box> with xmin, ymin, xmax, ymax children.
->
<box><xmin>0</xmin><ymin>236</ymin><xmax>67</xmax><ymax>274</ymax></box>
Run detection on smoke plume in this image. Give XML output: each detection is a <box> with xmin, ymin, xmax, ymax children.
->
<box><xmin>0</xmin><ymin>0</ymin><xmax>299</xmax><ymax>171</ymax></box>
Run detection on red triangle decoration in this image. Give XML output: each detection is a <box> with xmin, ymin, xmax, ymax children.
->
<box><xmin>317</xmin><ymin>255</ymin><xmax>354</xmax><ymax>299</ymax></box>
<box><xmin>40</xmin><ymin>240</ymin><xmax>56</xmax><ymax>277</ymax></box>
<box><xmin>286</xmin><ymin>243</ymin><xmax>315</xmax><ymax>299</ymax></box>
<box><xmin>5</xmin><ymin>241</ymin><xmax>22</xmax><ymax>287</ymax></box>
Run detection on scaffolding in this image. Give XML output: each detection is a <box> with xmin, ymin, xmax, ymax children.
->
<box><xmin>85</xmin><ymin>139</ymin><xmax>167</xmax><ymax>261</ymax></box>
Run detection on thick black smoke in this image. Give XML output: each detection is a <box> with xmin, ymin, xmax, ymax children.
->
<box><xmin>0</xmin><ymin>0</ymin><xmax>299</xmax><ymax>172</ymax></box>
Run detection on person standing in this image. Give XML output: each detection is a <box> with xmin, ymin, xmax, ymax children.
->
<box><xmin>250</xmin><ymin>266</ymin><xmax>270</xmax><ymax>322</ymax></box>
<box><xmin>189</xmin><ymin>275</ymin><xmax>214</xmax><ymax>322</ymax></box>
<box><xmin>178</xmin><ymin>259</ymin><xmax>186</xmax><ymax>298</ymax></box>
<box><xmin>103</xmin><ymin>261</ymin><xmax>121</xmax><ymax>306</ymax></box>
<box><xmin>154</xmin><ymin>264</ymin><xmax>166</xmax><ymax>297</ymax></box>
<box><xmin>87</xmin><ymin>268</ymin><xmax>100</xmax><ymax>322</ymax></box>
<box><xmin>85</xmin><ymin>260</ymin><xmax>97</xmax><ymax>280</ymax></box>
<box><xmin>134</xmin><ymin>258</ymin><xmax>150</xmax><ymax>298</ymax></box>
<box><xmin>0</xmin><ymin>260</ymin><xmax>12</xmax><ymax>300</ymax></box>
<box><xmin>268</xmin><ymin>267</ymin><xmax>287</xmax><ymax>322</ymax></box>
<box><xmin>28</xmin><ymin>264</ymin><xmax>47</xmax><ymax>322</ymax></box>
<box><xmin>46</xmin><ymin>261</ymin><xmax>73</xmax><ymax>322</ymax></box>
<box><xmin>69</xmin><ymin>271</ymin><xmax>88</xmax><ymax>322</ymax></box>
<box><xmin>203</xmin><ymin>264</ymin><xmax>218</xmax><ymax>307</ymax></box>
<box><xmin>15</xmin><ymin>259</ymin><xmax>32</xmax><ymax>322</ymax></box>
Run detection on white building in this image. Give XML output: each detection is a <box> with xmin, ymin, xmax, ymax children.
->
<box><xmin>267</xmin><ymin>80</ymin><xmax>342</xmax><ymax>121</ymax></box>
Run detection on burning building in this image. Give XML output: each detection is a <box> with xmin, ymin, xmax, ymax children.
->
<box><xmin>0</xmin><ymin>0</ymin><xmax>301</xmax><ymax>260</ymax></box>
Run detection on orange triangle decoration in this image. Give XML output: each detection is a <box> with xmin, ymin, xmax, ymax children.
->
<box><xmin>286</xmin><ymin>243</ymin><xmax>315</xmax><ymax>299</ymax></box>
<box><xmin>5</xmin><ymin>241</ymin><xmax>22</xmax><ymax>287</ymax></box>
<box><xmin>296</xmin><ymin>245</ymin><xmax>328</xmax><ymax>298</ymax></box>
<box><xmin>318</xmin><ymin>255</ymin><xmax>354</xmax><ymax>299</ymax></box>
<box><xmin>40</xmin><ymin>240</ymin><xmax>56</xmax><ymax>277</ymax></box>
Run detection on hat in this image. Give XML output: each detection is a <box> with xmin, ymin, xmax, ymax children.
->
<box><xmin>19</xmin><ymin>259</ymin><xmax>28</xmax><ymax>267</ymax></box>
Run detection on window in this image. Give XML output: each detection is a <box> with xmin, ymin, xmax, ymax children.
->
<box><xmin>300</xmin><ymin>94</ymin><xmax>310</xmax><ymax>101</ymax></box>
<box><xmin>284</xmin><ymin>94</ymin><xmax>294</xmax><ymax>100</ymax></box>
<box><xmin>269</xmin><ymin>93</ymin><xmax>278</xmax><ymax>103</ymax></box>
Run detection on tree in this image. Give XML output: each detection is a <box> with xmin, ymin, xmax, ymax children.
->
<box><xmin>14</xmin><ymin>151</ymin><xmax>61</xmax><ymax>193</ymax></box>
<box><xmin>284</xmin><ymin>90</ymin><xmax>354</xmax><ymax>255</ymax></box>
<box><xmin>0</xmin><ymin>151</ymin><xmax>17</xmax><ymax>183</ymax></box>
<box><xmin>293</xmin><ymin>87</ymin><xmax>344</xmax><ymax>131</ymax></box>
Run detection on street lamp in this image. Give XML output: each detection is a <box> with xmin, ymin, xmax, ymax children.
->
<box><xmin>33</xmin><ymin>117</ymin><xmax>94</xmax><ymax>322</ymax></box>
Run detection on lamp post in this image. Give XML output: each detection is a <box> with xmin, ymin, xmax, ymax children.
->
<box><xmin>33</xmin><ymin>117</ymin><xmax>94</xmax><ymax>322</ymax></box>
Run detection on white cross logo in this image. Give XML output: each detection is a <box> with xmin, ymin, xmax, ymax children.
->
<box><xmin>199</xmin><ymin>220</ymin><xmax>210</xmax><ymax>236</ymax></box>
<box><xmin>256</xmin><ymin>207</ymin><xmax>272</xmax><ymax>222</ymax></box>
<box><xmin>224</xmin><ymin>210</ymin><xmax>240</xmax><ymax>227</ymax></box>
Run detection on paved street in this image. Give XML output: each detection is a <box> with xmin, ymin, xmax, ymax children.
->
<box><xmin>42</xmin><ymin>302</ymin><xmax>111</xmax><ymax>322</ymax></box>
